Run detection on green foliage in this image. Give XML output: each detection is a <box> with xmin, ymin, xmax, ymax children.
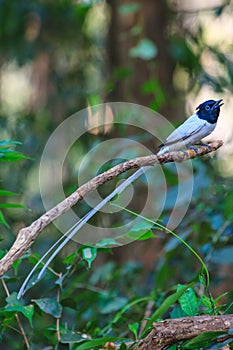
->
<box><xmin>178</xmin><ymin>286</ymin><xmax>199</xmax><ymax>316</ymax></box>
<box><xmin>73</xmin><ymin>336</ymin><xmax>127</xmax><ymax>349</ymax></box>
<box><xmin>32</xmin><ymin>297</ymin><xmax>62</xmax><ymax>318</ymax></box>
<box><xmin>1</xmin><ymin>191</ymin><xmax>232</xmax><ymax>349</ymax></box>
<box><xmin>183</xmin><ymin>331</ymin><xmax>233</xmax><ymax>349</ymax></box>
<box><xmin>1</xmin><ymin>0</ymin><xmax>233</xmax><ymax>349</ymax></box>
<box><xmin>0</xmin><ymin>140</ymin><xmax>27</xmax><ymax>227</ymax></box>
<box><xmin>80</xmin><ymin>246</ymin><xmax>97</xmax><ymax>268</ymax></box>
<box><xmin>0</xmin><ymin>292</ymin><xmax>34</xmax><ymax>330</ymax></box>
<box><xmin>2</xmin><ymin>242</ymin><xmax>231</xmax><ymax>349</ymax></box>
<box><xmin>0</xmin><ymin>140</ymin><xmax>28</xmax><ymax>162</ymax></box>
<box><xmin>128</xmin><ymin>322</ymin><xmax>139</xmax><ymax>340</ymax></box>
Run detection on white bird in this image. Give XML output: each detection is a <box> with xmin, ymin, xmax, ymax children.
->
<box><xmin>17</xmin><ymin>99</ymin><xmax>223</xmax><ymax>298</ymax></box>
<box><xmin>157</xmin><ymin>99</ymin><xmax>223</xmax><ymax>154</ymax></box>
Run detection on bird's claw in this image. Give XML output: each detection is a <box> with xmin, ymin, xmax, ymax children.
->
<box><xmin>188</xmin><ymin>143</ymin><xmax>212</xmax><ymax>152</ymax></box>
<box><xmin>187</xmin><ymin>145</ymin><xmax>198</xmax><ymax>152</ymax></box>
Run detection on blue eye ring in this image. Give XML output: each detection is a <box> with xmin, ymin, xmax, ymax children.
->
<box><xmin>205</xmin><ymin>105</ymin><xmax>210</xmax><ymax>111</ymax></box>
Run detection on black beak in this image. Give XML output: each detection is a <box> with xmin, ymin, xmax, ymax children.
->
<box><xmin>213</xmin><ymin>99</ymin><xmax>224</xmax><ymax>109</ymax></box>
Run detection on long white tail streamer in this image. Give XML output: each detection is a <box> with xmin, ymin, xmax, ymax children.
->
<box><xmin>17</xmin><ymin>166</ymin><xmax>151</xmax><ymax>299</ymax></box>
<box><xmin>17</xmin><ymin>215</ymin><xmax>88</xmax><ymax>299</ymax></box>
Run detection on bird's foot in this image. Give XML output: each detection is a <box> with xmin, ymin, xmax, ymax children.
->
<box><xmin>187</xmin><ymin>145</ymin><xmax>198</xmax><ymax>152</ymax></box>
<box><xmin>199</xmin><ymin>142</ymin><xmax>212</xmax><ymax>150</ymax></box>
<box><xmin>188</xmin><ymin>143</ymin><xmax>212</xmax><ymax>152</ymax></box>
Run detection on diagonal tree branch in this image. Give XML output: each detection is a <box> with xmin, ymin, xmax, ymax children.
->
<box><xmin>0</xmin><ymin>141</ymin><xmax>223</xmax><ymax>276</ymax></box>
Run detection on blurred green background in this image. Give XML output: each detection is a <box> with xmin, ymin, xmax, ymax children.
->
<box><xmin>1</xmin><ymin>0</ymin><xmax>233</xmax><ymax>349</ymax></box>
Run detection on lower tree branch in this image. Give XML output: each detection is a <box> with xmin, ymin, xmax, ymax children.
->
<box><xmin>0</xmin><ymin>141</ymin><xmax>223</xmax><ymax>276</ymax></box>
<box><xmin>134</xmin><ymin>315</ymin><xmax>233</xmax><ymax>350</ymax></box>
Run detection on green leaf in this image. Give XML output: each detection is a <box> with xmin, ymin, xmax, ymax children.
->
<box><xmin>0</xmin><ymin>190</ymin><xmax>18</xmax><ymax>196</ymax></box>
<box><xmin>95</xmin><ymin>238</ymin><xmax>121</xmax><ymax>248</ymax></box>
<box><xmin>170</xmin><ymin>305</ymin><xmax>186</xmax><ymax>319</ymax></box>
<box><xmin>4</xmin><ymin>292</ymin><xmax>34</xmax><ymax>326</ymax></box>
<box><xmin>63</xmin><ymin>251</ymin><xmax>79</xmax><ymax>265</ymax></box>
<box><xmin>178</xmin><ymin>286</ymin><xmax>198</xmax><ymax>316</ymax></box>
<box><xmin>74</xmin><ymin>337</ymin><xmax>127</xmax><ymax>350</ymax></box>
<box><xmin>183</xmin><ymin>331</ymin><xmax>226</xmax><ymax>349</ymax></box>
<box><xmin>200</xmin><ymin>294</ymin><xmax>213</xmax><ymax>310</ymax></box>
<box><xmin>122</xmin><ymin>229</ymin><xmax>155</xmax><ymax>241</ymax></box>
<box><xmin>60</xmin><ymin>332</ymin><xmax>87</xmax><ymax>344</ymax></box>
<box><xmin>117</xmin><ymin>220</ymin><xmax>157</xmax><ymax>241</ymax></box>
<box><xmin>0</xmin><ymin>210</ymin><xmax>10</xmax><ymax>228</ymax></box>
<box><xmin>130</xmin><ymin>221</ymin><xmax>153</xmax><ymax>232</ymax></box>
<box><xmin>0</xmin><ymin>203</ymin><xmax>25</xmax><ymax>209</ymax></box>
<box><xmin>4</xmin><ymin>304</ymin><xmax>34</xmax><ymax>327</ymax></box>
<box><xmin>214</xmin><ymin>292</ymin><xmax>228</xmax><ymax>304</ymax></box>
<box><xmin>55</xmin><ymin>265</ymin><xmax>72</xmax><ymax>289</ymax></box>
<box><xmin>0</xmin><ymin>140</ymin><xmax>29</xmax><ymax>163</ymax></box>
<box><xmin>5</xmin><ymin>292</ymin><xmax>20</xmax><ymax>305</ymax></box>
<box><xmin>0</xmin><ymin>140</ymin><xmax>22</xmax><ymax>147</ymax></box>
<box><xmin>128</xmin><ymin>322</ymin><xmax>139</xmax><ymax>340</ymax></box>
<box><xmin>0</xmin><ymin>151</ymin><xmax>28</xmax><ymax>162</ymax></box>
<box><xmin>143</xmin><ymin>284</ymin><xmax>192</xmax><ymax>335</ymax></box>
<box><xmin>199</xmin><ymin>274</ymin><xmax>206</xmax><ymax>286</ymax></box>
<box><xmin>136</xmin><ymin>230</ymin><xmax>155</xmax><ymax>240</ymax></box>
<box><xmin>32</xmin><ymin>298</ymin><xmax>62</xmax><ymax>318</ymax></box>
<box><xmin>81</xmin><ymin>247</ymin><xmax>97</xmax><ymax>268</ymax></box>
<box><xmin>129</xmin><ymin>39</ymin><xmax>157</xmax><ymax>60</ymax></box>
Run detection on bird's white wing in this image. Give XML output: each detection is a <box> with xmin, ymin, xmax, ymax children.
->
<box><xmin>160</xmin><ymin>114</ymin><xmax>206</xmax><ymax>147</ymax></box>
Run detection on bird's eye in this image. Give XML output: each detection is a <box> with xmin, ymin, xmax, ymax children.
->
<box><xmin>205</xmin><ymin>105</ymin><xmax>210</xmax><ymax>111</ymax></box>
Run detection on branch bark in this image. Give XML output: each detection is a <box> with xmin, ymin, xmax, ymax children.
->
<box><xmin>0</xmin><ymin>141</ymin><xmax>223</xmax><ymax>276</ymax></box>
<box><xmin>134</xmin><ymin>314</ymin><xmax>233</xmax><ymax>350</ymax></box>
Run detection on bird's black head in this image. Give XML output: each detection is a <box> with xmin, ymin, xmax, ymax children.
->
<box><xmin>196</xmin><ymin>99</ymin><xmax>224</xmax><ymax>124</ymax></box>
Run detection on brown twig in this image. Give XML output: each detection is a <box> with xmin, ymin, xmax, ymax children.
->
<box><xmin>138</xmin><ymin>300</ymin><xmax>154</xmax><ymax>338</ymax></box>
<box><xmin>0</xmin><ymin>141</ymin><xmax>223</xmax><ymax>276</ymax></box>
<box><xmin>1</xmin><ymin>278</ymin><xmax>30</xmax><ymax>349</ymax></box>
<box><xmin>56</xmin><ymin>273</ymin><xmax>62</xmax><ymax>343</ymax></box>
